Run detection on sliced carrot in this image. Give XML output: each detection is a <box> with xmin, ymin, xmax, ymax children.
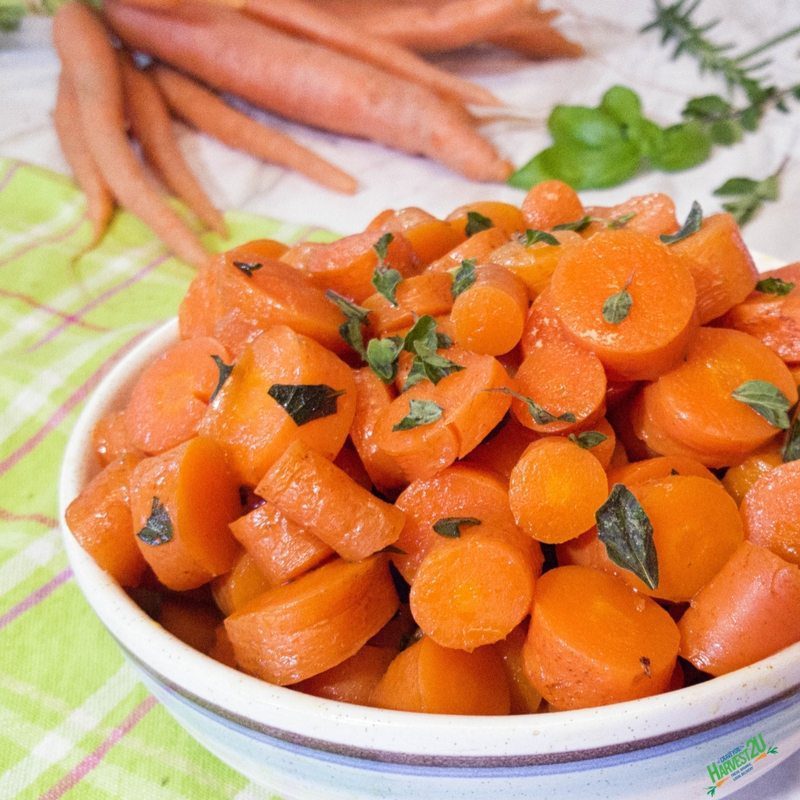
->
<box><xmin>669</xmin><ymin>212</ymin><xmax>758</xmax><ymax>324</ymax></box>
<box><xmin>225</xmin><ymin>554</ymin><xmax>399</xmax><ymax>685</ymax></box>
<box><xmin>332</xmin><ymin>440</ymin><xmax>373</xmax><ymax>491</ymax></box>
<box><xmin>199</xmin><ymin>324</ymin><xmax>356</xmax><ymax>485</ymax></box>
<box><xmin>159</xmin><ymin>595</ymin><xmax>220</xmax><ymax>653</ymax></box>
<box><xmin>450</xmin><ymin>264</ymin><xmax>529</xmax><ymax>355</ymax></box>
<box><xmin>518</xmin><ymin>285</ymin><xmax>567</xmax><ymax>357</ymax></box>
<box><xmin>569</xmin><ymin>417</ymin><xmax>616</xmax><ymax>470</ymax></box>
<box><xmin>463</xmin><ymin>414</ymin><xmax>539</xmax><ymax>481</ymax></box>
<box><xmin>368</xmin><ymin>604</ymin><xmax>419</xmax><ymax>651</ymax></box>
<box><xmin>124</xmin><ymin>336</ymin><xmax>230</xmax><ymax>455</ymax></box>
<box><xmin>740</xmin><ymin>460</ymin><xmax>800</xmax><ymax>565</ymax></box>
<box><xmin>426</xmin><ymin>226</ymin><xmax>509</xmax><ymax>273</ymax></box>
<box><xmin>178</xmin><ymin>261</ymin><xmax>219</xmax><ymax>340</ymax></box>
<box><xmin>65</xmin><ymin>454</ymin><xmax>147</xmax><ymax>587</ymax></box>
<box><xmin>549</xmin><ymin>229</ymin><xmax>698</xmax><ymax>381</ymax></box>
<box><xmin>524</xmin><ymin>565</ymin><xmax>679</xmax><ymax>709</ymax></box>
<box><xmin>211</xmin><ymin>550</ymin><xmax>273</xmax><ymax>616</ymax></box>
<box><xmin>496</xmin><ymin>623</ymin><xmax>543</xmax><ymax>714</ymax></box>
<box><xmin>208</xmin><ymin>622</ymin><xmax>238</xmax><ymax>667</ymax></box>
<box><xmin>256</xmin><ymin>440</ymin><xmax>405</xmax><ymax>560</ymax></box>
<box><xmin>445</xmin><ymin>201</ymin><xmax>525</xmax><ymax>237</ymax></box>
<box><xmin>721</xmin><ymin>442</ymin><xmax>783</xmax><ymax>506</ymax></box>
<box><xmin>520</xmin><ymin>179</ymin><xmax>584</xmax><ymax>230</ymax></box>
<box><xmin>584</xmin><ymin>193</ymin><xmax>678</xmax><ymax>239</ymax></box>
<box><xmin>678</xmin><ymin>542</ymin><xmax>800</xmax><ymax>675</ymax></box>
<box><xmin>607</xmin><ymin>454</ymin><xmax>718</xmax><ymax>487</ymax></box>
<box><xmin>229</xmin><ymin>500</ymin><xmax>334</xmax><ymax>584</ymax></box>
<box><xmin>370</xmin><ymin>636</ymin><xmax>510</xmax><ymax>715</ymax></box>
<box><xmin>129</xmin><ymin>436</ymin><xmax>242</xmax><ymax>590</ymax></box>
<box><xmin>92</xmin><ymin>409</ymin><xmax>143</xmax><ymax>466</ymax></box>
<box><xmin>508</xmin><ymin>436</ymin><xmax>608</xmax><ymax>544</ymax></box>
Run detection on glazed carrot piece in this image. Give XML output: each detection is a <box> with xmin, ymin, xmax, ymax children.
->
<box><xmin>446</xmin><ymin>201</ymin><xmax>525</xmax><ymax>237</ymax></box>
<box><xmin>199</xmin><ymin>324</ymin><xmax>356</xmax><ymax>485</ymax></box>
<box><xmin>159</xmin><ymin>595</ymin><xmax>221</xmax><ymax>653</ymax></box>
<box><xmin>225</xmin><ymin>555</ymin><xmax>399</xmax><ymax>685</ymax></box>
<box><xmin>410</xmin><ymin>522</ymin><xmax>538</xmax><ymax>650</ymax></box>
<box><xmin>124</xmin><ymin>336</ymin><xmax>230</xmax><ymax>455</ymax></box>
<box><xmin>53</xmin><ymin>2</ymin><xmax>210</xmax><ymax>268</ymax></box>
<box><xmin>523</xmin><ymin>566</ymin><xmax>680</xmax><ymax>709</ymax></box>
<box><xmin>607</xmin><ymin>454</ymin><xmax>717</xmax><ymax>487</ymax></box>
<box><xmin>496</xmin><ymin>623</ymin><xmax>542</xmax><ymax>714</ymax></box>
<box><xmin>463</xmin><ymin>414</ymin><xmax>539</xmax><ymax>480</ymax></box>
<box><xmin>549</xmin><ymin>229</ymin><xmax>698</xmax><ymax>381</ymax></box>
<box><xmin>229</xmin><ymin>500</ymin><xmax>334</xmax><ymax>584</ymax></box>
<box><xmin>211</xmin><ymin>550</ymin><xmax>273</xmax><ymax>616</ymax></box>
<box><xmin>740</xmin><ymin>460</ymin><xmax>800</xmax><ymax>565</ymax></box>
<box><xmin>510</xmin><ymin>330</ymin><xmax>607</xmax><ymax>434</ymax></box>
<box><xmin>65</xmin><ymin>454</ymin><xmax>147</xmax><ymax>587</ymax></box>
<box><xmin>508</xmin><ymin>437</ymin><xmax>608</xmax><ymax>544</ymax></box>
<box><xmin>426</xmin><ymin>227</ymin><xmax>509</xmax><ymax>273</ymax></box>
<box><xmin>207</xmin><ymin>622</ymin><xmax>237</xmax><ymax>667</ymax></box>
<box><xmin>669</xmin><ymin>212</ymin><xmax>758</xmax><ymax>324</ymax></box>
<box><xmin>450</xmin><ymin>265</ymin><xmax>529</xmax><ymax>355</ymax></box>
<box><xmin>520</xmin><ymin>179</ymin><xmax>584</xmax><ymax>230</ymax></box>
<box><xmin>295</xmin><ymin>644</ymin><xmax>395</xmax><ymax>705</ymax></box>
<box><xmin>721</xmin><ymin>443</ymin><xmax>783</xmax><ymax>506</ymax></box>
<box><xmin>638</xmin><ymin>328</ymin><xmax>798</xmax><ymax>466</ymax></box>
<box><xmin>119</xmin><ymin>56</ymin><xmax>227</xmax><ymax>235</ymax></box>
<box><xmin>563</xmin><ymin>417</ymin><xmax>616</xmax><ymax>470</ymax></box>
<box><xmin>332</xmin><ymin>441</ymin><xmax>373</xmax><ymax>490</ymax></box>
<box><xmin>129</xmin><ymin>437</ymin><xmax>242</xmax><ymax>590</ymax></box>
<box><xmin>720</xmin><ymin>262</ymin><xmax>800</xmax><ymax>363</ymax></box>
<box><xmin>518</xmin><ymin>285</ymin><xmax>567</xmax><ymax>357</ymax></box>
<box><xmin>584</xmin><ymin>193</ymin><xmax>679</xmax><ymax>239</ymax></box>
<box><xmin>350</xmin><ymin>368</ymin><xmax>407</xmax><ymax>495</ymax></box>
<box><xmin>371</xmin><ymin>636</ymin><xmax>510</xmax><ymax>715</ymax></box>
<box><xmin>678</xmin><ymin>542</ymin><xmax>800</xmax><ymax>676</ymax></box>
<box><xmin>53</xmin><ymin>71</ymin><xmax>114</xmax><ymax>246</ymax></box>
<box><xmin>92</xmin><ymin>409</ymin><xmax>142</xmax><ymax>466</ymax></box>
<box><xmin>256</xmin><ymin>440</ymin><xmax>405</xmax><ymax>560</ymax></box>
<box><xmin>103</xmin><ymin>1</ymin><xmax>513</xmax><ymax>182</ymax></box>
<box><xmin>368</xmin><ymin>604</ymin><xmax>419</xmax><ymax>651</ymax></box>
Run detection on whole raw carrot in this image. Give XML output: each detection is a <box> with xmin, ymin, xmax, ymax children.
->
<box><xmin>102</xmin><ymin>1</ymin><xmax>512</xmax><ymax>182</ymax></box>
<box><xmin>152</xmin><ymin>64</ymin><xmax>358</xmax><ymax>196</ymax></box>
<box><xmin>52</xmin><ymin>2</ymin><xmax>210</xmax><ymax>267</ymax></box>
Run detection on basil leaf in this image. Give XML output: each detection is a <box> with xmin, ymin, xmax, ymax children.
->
<box><xmin>660</xmin><ymin>200</ymin><xmax>703</xmax><ymax>244</ymax></box>
<box><xmin>366</xmin><ymin>337</ymin><xmax>403</xmax><ymax>383</ymax></box>
<box><xmin>522</xmin><ymin>229</ymin><xmax>560</xmax><ymax>246</ymax></box>
<box><xmin>553</xmin><ymin>215</ymin><xmax>593</xmax><ymax>233</ymax></box>
<box><xmin>539</xmin><ymin>141</ymin><xmax>643</xmax><ymax>190</ymax></box>
<box><xmin>714</xmin><ymin>177</ymin><xmax>761</xmax><ymax>196</ymax></box>
<box><xmin>783</xmin><ymin>417</ymin><xmax>800</xmax><ymax>462</ymax></box>
<box><xmin>432</xmin><ymin>517</ymin><xmax>481</xmax><ymax>538</ymax></box>
<box><xmin>451</xmin><ymin>258</ymin><xmax>477</xmax><ymax>298</ymax></box>
<box><xmin>548</xmin><ymin>105</ymin><xmax>624</xmax><ymax>148</ymax></box>
<box><xmin>465</xmin><ymin>211</ymin><xmax>493</xmax><ymax>237</ymax></box>
<box><xmin>268</xmin><ymin>384</ymin><xmax>345</xmax><ymax>426</ymax></box>
<box><xmin>596</xmin><ymin>484</ymin><xmax>659</xmax><ymax>589</ymax></box>
<box><xmin>599</xmin><ymin>85</ymin><xmax>643</xmax><ymax>126</ymax></box>
<box><xmin>755</xmin><ymin>277</ymin><xmax>795</xmax><ymax>296</ymax></box>
<box><xmin>232</xmin><ymin>260</ymin><xmax>263</xmax><ymax>278</ymax></box>
<box><xmin>392</xmin><ymin>398</ymin><xmax>443</xmax><ymax>431</ymax></box>
<box><xmin>647</xmin><ymin>122</ymin><xmax>712</xmax><ymax>172</ymax></box>
<box><xmin>373</xmin><ymin>232</ymin><xmax>394</xmax><ymax>263</ymax></box>
<box><xmin>209</xmin><ymin>355</ymin><xmax>234</xmax><ymax>403</ymax></box>
<box><xmin>372</xmin><ymin>266</ymin><xmax>403</xmax><ymax>306</ymax></box>
<box><xmin>492</xmin><ymin>387</ymin><xmax>576</xmax><ymax>425</ymax></box>
<box><xmin>731</xmin><ymin>380</ymin><xmax>792</xmax><ymax>429</ymax></box>
<box><xmin>602</xmin><ymin>288</ymin><xmax>633</xmax><ymax>324</ymax></box>
<box><xmin>325</xmin><ymin>289</ymin><xmax>370</xmax><ymax>358</ymax></box>
<box><xmin>568</xmin><ymin>431</ymin><xmax>608</xmax><ymax>449</ymax></box>
<box><xmin>137</xmin><ymin>497</ymin><xmax>174</xmax><ymax>546</ymax></box>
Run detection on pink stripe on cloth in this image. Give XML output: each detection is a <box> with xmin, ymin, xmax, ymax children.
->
<box><xmin>0</xmin><ymin>288</ymin><xmax>108</xmax><ymax>333</ymax></box>
<box><xmin>0</xmin><ymin>327</ymin><xmax>152</xmax><ymax>478</ymax></box>
<box><xmin>27</xmin><ymin>252</ymin><xmax>170</xmax><ymax>353</ymax></box>
<box><xmin>0</xmin><ymin>162</ymin><xmax>21</xmax><ymax>195</ymax></box>
<box><xmin>0</xmin><ymin>568</ymin><xmax>72</xmax><ymax>632</ymax></box>
<box><xmin>0</xmin><ymin>508</ymin><xmax>58</xmax><ymax>528</ymax></box>
<box><xmin>0</xmin><ymin>212</ymin><xmax>86</xmax><ymax>270</ymax></box>
<box><xmin>37</xmin><ymin>695</ymin><xmax>157</xmax><ymax>800</ymax></box>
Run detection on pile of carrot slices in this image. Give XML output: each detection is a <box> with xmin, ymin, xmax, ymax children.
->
<box><xmin>67</xmin><ymin>181</ymin><xmax>800</xmax><ymax>714</ymax></box>
<box><xmin>50</xmin><ymin>0</ymin><xmax>580</xmax><ymax>268</ymax></box>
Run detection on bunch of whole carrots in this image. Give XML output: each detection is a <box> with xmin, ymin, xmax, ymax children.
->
<box><xmin>50</xmin><ymin>0</ymin><xmax>580</xmax><ymax>267</ymax></box>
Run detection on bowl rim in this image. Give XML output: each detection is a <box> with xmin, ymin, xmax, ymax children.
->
<box><xmin>59</xmin><ymin>256</ymin><xmax>800</xmax><ymax>763</ymax></box>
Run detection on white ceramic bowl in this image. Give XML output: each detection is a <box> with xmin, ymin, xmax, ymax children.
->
<box><xmin>60</xmin><ymin>315</ymin><xmax>800</xmax><ymax>800</ymax></box>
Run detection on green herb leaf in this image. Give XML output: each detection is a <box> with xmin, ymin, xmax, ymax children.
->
<box><xmin>548</xmin><ymin>104</ymin><xmax>624</xmax><ymax>147</ymax></box>
<box><xmin>233</xmin><ymin>260</ymin><xmax>263</xmax><ymax>278</ymax></box>
<box><xmin>373</xmin><ymin>232</ymin><xmax>394</xmax><ymax>264</ymax></box>
<box><xmin>607</xmin><ymin>212</ymin><xmax>637</xmax><ymax>229</ymax></box>
<box><xmin>366</xmin><ymin>336</ymin><xmax>403</xmax><ymax>383</ymax></box>
<box><xmin>602</xmin><ymin>287</ymin><xmax>633</xmax><ymax>324</ymax></box>
<box><xmin>782</xmin><ymin>416</ymin><xmax>800</xmax><ymax>462</ymax></box>
<box><xmin>731</xmin><ymin>380</ymin><xmax>792</xmax><ymax>429</ymax></box>
<box><xmin>325</xmin><ymin>289</ymin><xmax>370</xmax><ymax>358</ymax></box>
<box><xmin>0</xmin><ymin>7</ymin><xmax>24</xmax><ymax>32</ymax></box>
<box><xmin>379</xmin><ymin>544</ymin><xmax>407</xmax><ymax>555</ymax></box>
<box><xmin>436</xmin><ymin>331</ymin><xmax>454</xmax><ymax>349</ymax></box>
<box><xmin>372</xmin><ymin>266</ymin><xmax>403</xmax><ymax>306</ymax></box>
<box><xmin>553</xmin><ymin>215</ymin><xmax>593</xmax><ymax>233</ymax></box>
<box><xmin>568</xmin><ymin>431</ymin><xmax>608</xmax><ymax>449</ymax></box>
<box><xmin>209</xmin><ymin>354</ymin><xmax>234</xmax><ymax>403</ymax></box>
<box><xmin>755</xmin><ymin>276</ymin><xmax>795</xmax><ymax>296</ymax></box>
<box><xmin>648</xmin><ymin>122</ymin><xmax>712</xmax><ymax>172</ymax></box>
<box><xmin>412</xmin><ymin>349</ymin><xmax>464</xmax><ymax>386</ymax></box>
<box><xmin>137</xmin><ymin>497</ymin><xmax>174</xmax><ymax>546</ymax></box>
<box><xmin>432</xmin><ymin>517</ymin><xmax>481</xmax><ymax>538</ymax></box>
<box><xmin>451</xmin><ymin>258</ymin><xmax>477</xmax><ymax>298</ymax></box>
<box><xmin>465</xmin><ymin>211</ymin><xmax>493</xmax><ymax>237</ymax></box>
<box><xmin>713</xmin><ymin>171</ymin><xmax>781</xmax><ymax>226</ymax></box>
<box><xmin>403</xmin><ymin>315</ymin><xmax>438</xmax><ymax>354</ymax></box>
<box><xmin>660</xmin><ymin>200</ymin><xmax>703</xmax><ymax>244</ymax></box>
<box><xmin>392</xmin><ymin>398</ymin><xmax>443</xmax><ymax>431</ymax></box>
<box><xmin>491</xmin><ymin>387</ymin><xmax>576</xmax><ymax>425</ymax></box>
<box><xmin>522</xmin><ymin>229</ymin><xmax>560</xmax><ymax>246</ymax></box>
<box><xmin>599</xmin><ymin>85</ymin><xmax>644</xmax><ymax>126</ymax></box>
<box><xmin>268</xmin><ymin>384</ymin><xmax>345</xmax><ymax>426</ymax></box>
<box><xmin>596</xmin><ymin>484</ymin><xmax>659</xmax><ymax>589</ymax></box>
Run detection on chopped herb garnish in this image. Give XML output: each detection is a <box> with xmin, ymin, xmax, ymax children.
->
<box><xmin>491</xmin><ymin>387</ymin><xmax>576</xmax><ymax>425</ymax></box>
<box><xmin>568</xmin><ymin>431</ymin><xmax>608</xmax><ymax>449</ymax></box>
<box><xmin>782</xmin><ymin>417</ymin><xmax>800</xmax><ymax>462</ymax></box>
<box><xmin>713</xmin><ymin>170</ymin><xmax>782</xmax><ymax>226</ymax></box>
<box><xmin>325</xmin><ymin>289</ymin><xmax>370</xmax><ymax>358</ymax></box>
<box><xmin>553</xmin><ymin>215</ymin><xmax>593</xmax><ymax>233</ymax></box>
<box><xmin>366</xmin><ymin>336</ymin><xmax>403</xmax><ymax>383</ymax></box>
<box><xmin>232</xmin><ymin>260</ymin><xmax>263</xmax><ymax>278</ymax></box>
<box><xmin>372</xmin><ymin>266</ymin><xmax>403</xmax><ymax>306</ymax></box>
<box><xmin>373</xmin><ymin>232</ymin><xmax>394</xmax><ymax>263</ymax></box>
<box><xmin>602</xmin><ymin>285</ymin><xmax>633</xmax><ymax>324</ymax></box>
<box><xmin>731</xmin><ymin>380</ymin><xmax>792</xmax><ymax>429</ymax></box>
<box><xmin>137</xmin><ymin>497</ymin><xmax>174</xmax><ymax>546</ymax></box>
<box><xmin>607</xmin><ymin>211</ymin><xmax>637</xmax><ymax>229</ymax></box>
<box><xmin>522</xmin><ymin>229</ymin><xmax>560</xmax><ymax>246</ymax></box>
<box><xmin>465</xmin><ymin>210</ymin><xmax>494</xmax><ymax>236</ymax></box>
<box><xmin>209</xmin><ymin>354</ymin><xmax>234</xmax><ymax>403</ymax></box>
<box><xmin>596</xmin><ymin>483</ymin><xmax>659</xmax><ymax>589</ymax></box>
<box><xmin>400</xmin><ymin>315</ymin><xmax>463</xmax><ymax>389</ymax></box>
<box><xmin>392</xmin><ymin>398</ymin><xmax>443</xmax><ymax>431</ymax></box>
<box><xmin>451</xmin><ymin>258</ymin><xmax>477</xmax><ymax>298</ymax></box>
<box><xmin>660</xmin><ymin>200</ymin><xmax>703</xmax><ymax>243</ymax></box>
<box><xmin>437</xmin><ymin>331</ymin><xmax>454</xmax><ymax>349</ymax></box>
<box><xmin>268</xmin><ymin>383</ymin><xmax>345</xmax><ymax>426</ymax></box>
<box><xmin>379</xmin><ymin>544</ymin><xmax>408</xmax><ymax>555</ymax></box>
<box><xmin>433</xmin><ymin>517</ymin><xmax>481</xmax><ymax>538</ymax></box>
<box><xmin>755</xmin><ymin>276</ymin><xmax>795</xmax><ymax>296</ymax></box>
<box><xmin>402</xmin><ymin>315</ymin><xmax>438</xmax><ymax>354</ymax></box>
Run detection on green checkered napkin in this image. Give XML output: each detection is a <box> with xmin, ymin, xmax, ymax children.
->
<box><xmin>0</xmin><ymin>156</ymin><xmax>333</xmax><ymax>799</ymax></box>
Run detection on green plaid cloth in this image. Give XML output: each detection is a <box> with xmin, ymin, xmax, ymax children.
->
<box><xmin>0</xmin><ymin>156</ymin><xmax>334</xmax><ymax>799</ymax></box>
